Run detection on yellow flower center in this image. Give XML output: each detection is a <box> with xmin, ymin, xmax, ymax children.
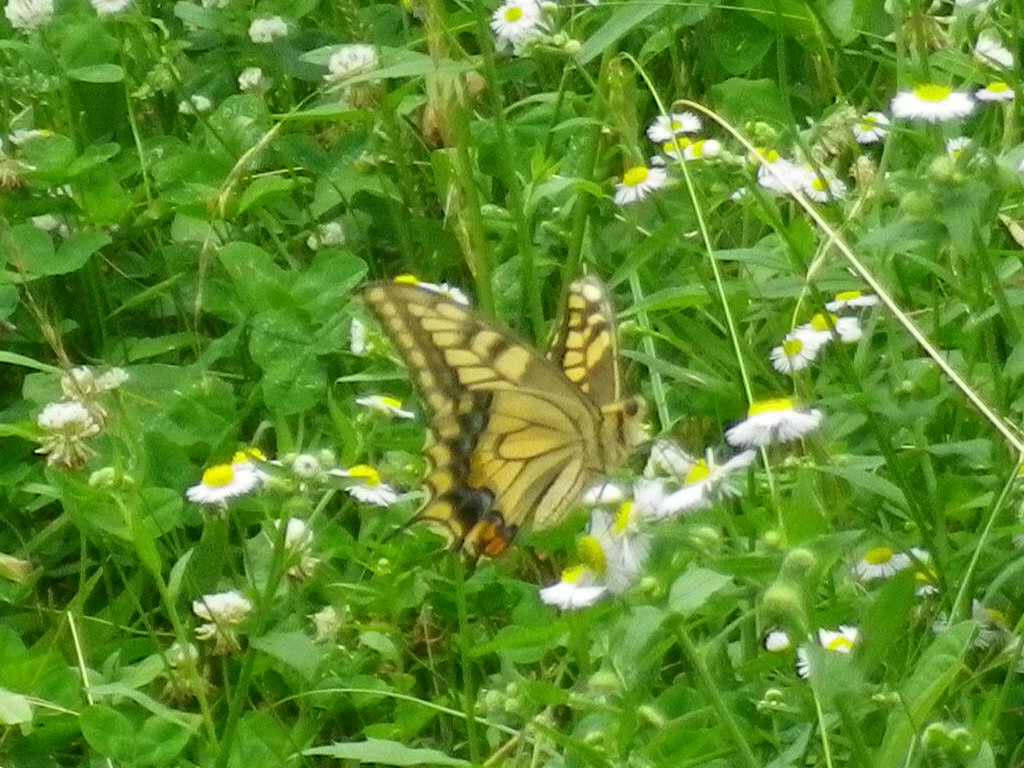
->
<box><xmin>578</xmin><ymin>535</ymin><xmax>607</xmax><ymax>576</ymax></box>
<box><xmin>811</xmin><ymin>176</ymin><xmax>828</xmax><ymax>192</ymax></box>
<box><xmin>379</xmin><ymin>396</ymin><xmax>403</xmax><ymax>409</ymax></box>
<box><xmin>913</xmin><ymin>84</ymin><xmax>952</xmax><ymax>102</ymax></box>
<box><xmin>684</xmin><ymin>459</ymin><xmax>710</xmax><ymax>485</ymax></box>
<box><xmin>561</xmin><ymin>564</ymin><xmax>587</xmax><ymax>584</ymax></box>
<box><xmin>661</xmin><ymin>137</ymin><xmax>691</xmax><ymax>154</ymax></box>
<box><xmin>748</xmin><ymin>397</ymin><xmax>794</xmax><ymax>416</ymax></box>
<box><xmin>987</xmin><ymin>81</ymin><xmax>1009</xmax><ymax>94</ymax></box>
<box><xmin>834</xmin><ymin>290</ymin><xmax>862</xmax><ymax>302</ymax></box>
<box><xmin>612</xmin><ymin>501</ymin><xmax>633</xmax><ymax>534</ymax></box>
<box><xmin>504</xmin><ymin>6</ymin><xmax>523</xmax><ymax>21</ymax></box>
<box><xmin>232</xmin><ymin>447</ymin><xmax>266</xmax><ymax>464</ymax></box>
<box><xmin>346</xmin><ymin>464</ymin><xmax>381</xmax><ymax>485</ymax></box>
<box><xmin>394</xmin><ymin>274</ymin><xmax>419</xmax><ymax>285</ymax></box>
<box><xmin>670</xmin><ymin>120</ymin><xmax>682</xmax><ymax>131</ymax></box>
<box><xmin>781</xmin><ymin>337</ymin><xmax>805</xmax><ymax>357</ymax></box>
<box><xmin>809</xmin><ymin>312</ymin><xmax>839</xmax><ymax>332</ymax></box>
<box><xmin>622</xmin><ymin>166</ymin><xmax>650</xmax><ymax>187</ymax></box>
<box><xmin>864</xmin><ymin>546</ymin><xmax>895</xmax><ymax>565</ymax></box>
<box><xmin>824</xmin><ymin>635</ymin><xmax>854</xmax><ymax>653</ymax></box>
<box><xmin>201</xmin><ymin>464</ymin><xmax>236</xmax><ymax>487</ymax></box>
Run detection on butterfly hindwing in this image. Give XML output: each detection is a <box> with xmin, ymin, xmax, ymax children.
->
<box><xmin>362</xmin><ymin>279</ymin><xmax>638</xmax><ymax>558</ymax></box>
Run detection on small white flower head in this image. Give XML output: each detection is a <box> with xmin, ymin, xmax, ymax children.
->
<box><xmin>645</xmin><ymin>111</ymin><xmax>702</xmax><ymax>143</ymax></box>
<box><xmin>356</xmin><ymin>394</ymin><xmax>415</xmax><ymax>419</ymax></box>
<box><xmin>4</xmin><ymin>0</ymin><xmax>54</xmax><ymax>30</ymax></box>
<box><xmin>975</xmin><ymin>33</ymin><xmax>1014</xmax><ymax>70</ymax></box>
<box><xmin>764</xmin><ymin>629</ymin><xmax>792</xmax><ymax>652</ymax></box>
<box><xmin>891</xmin><ymin>84</ymin><xmax>975</xmax><ymax>123</ymax></box>
<box><xmin>490</xmin><ymin>0</ymin><xmax>545</xmax><ymax>48</ymax></box>
<box><xmin>972</xmin><ymin>599</ymin><xmax>1011</xmax><ymax>649</ymax></box>
<box><xmin>770</xmin><ymin>330</ymin><xmax>826</xmax><ymax>374</ymax></box>
<box><xmin>802</xmin><ymin>168</ymin><xmax>847</xmax><ymax>203</ymax></box>
<box><xmin>178</xmin><ymin>94</ymin><xmax>212</xmax><ymax>115</ymax></box>
<box><xmin>853</xmin><ymin>546</ymin><xmax>912</xmax><ymax>581</ymax></box>
<box><xmin>825</xmin><ymin>290</ymin><xmax>879</xmax><ymax>312</ymax></box>
<box><xmin>30</xmin><ymin>214</ymin><xmax>69</xmax><ymax>237</ymax></box>
<box><xmin>290</xmin><ymin>453</ymin><xmax>323</xmax><ymax>479</ymax></box>
<box><xmin>275</xmin><ymin>518</ymin><xmax>318</xmax><ymax>578</ymax></box>
<box><xmin>580</xmin><ymin>480</ymin><xmax>629</xmax><ymax>506</ymax></box>
<box><xmin>238</xmin><ymin>66</ymin><xmax>270</xmax><ymax>93</ymax></box>
<box><xmin>613</xmin><ymin>164</ymin><xmax>668</xmax><ymax>205</ymax></box>
<box><xmin>725</xmin><ymin>397</ymin><xmax>823</xmax><ymax>448</ymax></box>
<box><xmin>61</xmin><ymin>366</ymin><xmax>98</xmax><ymax>400</ymax></box>
<box><xmin>852</xmin><ymin>111</ymin><xmax>889</xmax><ymax>144</ymax></box>
<box><xmin>540</xmin><ymin>565</ymin><xmax>608</xmax><ymax>610</ymax></box>
<box><xmin>818</xmin><ymin>625</ymin><xmax>859</xmax><ymax>653</ymax></box>
<box><xmin>910</xmin><ymin>549</ymin><xmax>939</xmax><ymax>596</ymax></box>
<box><xmin>797</xmin><ymin>312</ymin><xmax>862</xmax><ymax>344</ymax></box>
<box><xmin>945</xmin><ymin>136</ymin><xmax>972</xmax><ymax>160</ymax></box>
<box><xmin>91</xmin><ymin>0</ymin><xmax>131</xmax><ymax>14</ymax></box>
<box><xmin>349</xmin><ymin>316</ymin><xmax>368</xmax><ymax>355</ymax></box>
<box><xmin>658</xmin><ymin>136</ymin><xmax>691</xmax><ymax>163</ymax></box>
<box><xmin>36</xmin><ymin>401</ymin><xmax>101</xmax><ymax>468</ymax></box>
<box><xmin>637</xmin><ymin>450</ymin><xmax>755</xmax><ymax>519</ymax></box>
<box><xmin>976</xmin><ymin>81</ymin><xmax>1014</xmax><ymax>103</ymax></box>
<box><xmin>332</xmin><ymin>464</ymin><xmax>400</xmax><ymax>506</ymax></box>
<box><xmin>588</xmin><ymin>504</ymin><xmax>650</xmax><ymax>593</ymax></box>
<box><xmin>248</xmin><ymin>16</ymin><xmax>288</xmax><ymax>44</ymax></box>
<box><xmin>306</xmin><ymin>220</ymin><xmax>346</xmax><ymax>250</ymax></box>
<box><xmin>95</xmin><ymin>367</ymin><xmax>129</xmax><ymax>392</ymax></box>
<box><xmin>186</xmin><ymin>462</ymin><xmax>262</xmax><ymax>505</ymax></box>
<box><xmin>193</xmin><ymin>589</ymin><xmax>253</xmax><ymax>654</ymax></box>
<box><xmin>325</xmin><ymin>44</ymin><xmax>379</xmax><ymax>82</ymax></box>
<box><xmin>644</xmin><ymin>439</ymin><xmax>693</xmax><ymax>478</ymax></box>
<box><xmin>753</xmin><ymin>149</ymin><xmax>815</xmax><ymax>195</ymax></box>
<box><xmin>394</xmin><ymin>274</ymin><xmax>470</xmax><ymax>306</ymax></box>
<box><xmin>683</xmin><ymin>139</ymin><xmax>721</xmax><ymax>161</ymax></box>
<box><xmin>310</xmin><ymin>605</ymin><xmax>343</xmax><ymax>643</ymax></box>
<box><xmin>7</xmin><ymin>128</ymin><xmax>49</xmax><ymax>146</ymax></box>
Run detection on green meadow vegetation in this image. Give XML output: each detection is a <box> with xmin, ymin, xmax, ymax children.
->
<box><xmin>3</xmin><ymin>0</ymin><xmax>1024</xmax><ymax>765</ymax></box>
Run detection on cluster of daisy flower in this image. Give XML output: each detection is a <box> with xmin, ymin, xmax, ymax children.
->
<box><xmin>769</xmin><ymin>291</ymin><xmax>878</xmax><ymax>374</ymax></box>
<box><xmin>35</xmin><ymin>366</ymin><xmax>129</xmax><ymax>469</ymax></box>
<box><xmin>489</xmin><ymin>0</ymin><xmax>598</xmax><ymax>55</ymax></box>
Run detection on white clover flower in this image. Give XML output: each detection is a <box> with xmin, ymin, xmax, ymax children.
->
<box><xmin>770</xmin><ymin>329</ymin><xmax>826</xmax><ymax>374</ymax></box>
<box><xmin>976</xmin><ymin>81</ymin><xmax>1014</xmax><ymax>103</ymax></box>
<box><xmin>36</xmin><ymin>401</ymin><xmax>101</xmax><ymax>468</ymax></box>
<box><xmin>96</xmin><ymin>367</ymin><xmax>129</xmax><ymax>391</ymax></box>
<box><xmin>802</xmin><ymin>168</ymin><xmax>847</xmax><ymax>203</ymax></box>
<box><xmin>331</xmin><ymin>464</ymin><xmax>400</xmax><ymax>506</ymax></box>
<box><xmin>645</xmin><ymin>111</ymin><xmax>702</xmax><ymax>143</ymax></box>
<box><xmin>613</xmin><ymin>164</ymin><xmax>668</xmax><ymax>205</ymax></box>
<box><xmin>764</xmin><ymin>629</ymin><xmax>792</xmax><ymax>652</ymax></box>
<box><xmin>975</xmin><ymin>34</ymin><xmax>1013</xmax><ymax>70</ymax></box>
<box><xmin>852</xmin><ymin>111</ymin><xmax>889</xmax><ymax>144</ymax></box>
<box><xmin>356</xmin><ymin>394</ymin><xmax>415</xmax><ymax>419</ymax></box>
<box><xmin>238</xmin><ymin>66</ymin><xmax>270</xmax><ymax>93</ymax></box>
<box><xmin>825</xmin><ymin>290</ymin><xmax>879</xmax><ymax>312</ymax></box>
<box><xmin>91</xmin><ymin>0</ymin><xmax>131</xmax><ymax>14</ymax></box>
<box><xmin>5</xmin><ymin>0</ymin><xmax>54</xmax><ymax>29</ymax></box>
<box><xmin>325</xmin><ymin>44</ymin><xmax>379</xmax><ymax>82</ymax></box>
<box><xmin>753</xmin><ymin>150</ymin><xmax>815</xmax><ymax>195</ymax></box>
<box><xmin>490</xmin><ymin>0</ymin><xmax>545</xmax><ymax>48</ymax></box>
<box><xmin>725</xmin><ymin>397</ymin><xmax>823</xmax><ymax>448</ymax></box>
<box><xmin>30</xmin><ymin>214</ymin><xmax>69</xmax><ymax>237</ymax></box>
<box><xmin>193</xmin><ymin>590</ymin><xmax>252</xmax><ymax>654</ymax></box>
<box><xmin>248</xmin><ymin>16</ymin><xmax>288</xmax><ymax>44</ymax></box>
<box><xmin>178</xmin><ymin>95</ymin><xmax>212</xmax><ymax>115</ymax></box>
<box><xmin>891</xmin><ymin>85</ymin><xmax>975</xmax><ymax>122</ymax></box>
<box><xmin>853</xmin><ymin>546</ymin><xmax>912</xmax><ymax>581</ymax></box>
<box><xmin>306</xmin><ymin>220</ymin><xmax>346</xmax><ymax>250</ymax></box>
<box><xmin>310</xmin><ymin>605</ymin><xmax>342</xmax><ymax>643</ymax></box>
<box><xmin>186</xmin><ymin>462</ymin><xmax>262</xmax><ymax>505</ymax></box>
<box><xmin>393</xmin><ymin>274</ymin><xmax>470</xmax><ymax>305</ymax></box>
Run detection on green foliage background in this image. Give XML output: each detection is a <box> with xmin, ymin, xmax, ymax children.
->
<box><xmin>2</xmin><ymin>0</ymin><xmax>1024</xmax><ymax>766</ymax></box>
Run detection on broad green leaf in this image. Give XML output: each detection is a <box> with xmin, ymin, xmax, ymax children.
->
<box><xmin>251</xmin><ymin>631</ymin><xmax>323</xmax><ymax>680</ymax></box>
<box><xmin>3</xmin><ymin>226</ymin><xmax>54</xmax><ymax>274</ymax></box>
<box><xmin>217</xmin><ymin>242</ymin><xmax>293</xmax><ymax>312</ymax></box>
<box><xmin>667</xmin><ymin>566</ymin><xmax>732</xmax><ymax>616</ymax></box>
<box><xmin>305</xmin><ymin>738</ymin><xmax>470</xmax><ymax>766</ymax></box>
<box><xmin>709</xmin><ymin>77</ymin><xmax>793</xmax><ymax>127</ymax></box>
<box><xmin>237</xmin><ymin>176</ymin><xmax>297</xmax><ymax>214</ymax></box>
<box><xmin>49</xmin><ymin>231</ymin><xmax>112</xmax><ymax>275</ymax></box>
<box><xmin>710</xmin><ymin>13</ymin><xmax>775</xmax><ymax>74</ymax></box>
<box><xmin>66</xmin><ymin>64</ymin><xmax>124</xmax><ymax>83</ymax></box>
<box><xmin>80</xmin><ymin>705</ymin><xmax>136</xmax><ymax>762</ymax></box>
<box><xmin>575</xmin><ymin>0</ymin><xmax>675</xmax><ymax>65</ymax></box>
<box><xmin>250</xmin><ymin>309</ymin><xmax>326</xmax><ymax>414</ymax></box>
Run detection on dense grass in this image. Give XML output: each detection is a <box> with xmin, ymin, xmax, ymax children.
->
<box><xmin>3</xmin><ymin>0</ymin><xmax>1024</xmax><ymax>766</ymax></box>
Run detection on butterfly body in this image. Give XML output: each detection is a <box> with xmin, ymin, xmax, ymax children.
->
<box><xmin>362</xmin><ymin>277</ymin><xmax>643</xmax><ymax>558</ymax></box>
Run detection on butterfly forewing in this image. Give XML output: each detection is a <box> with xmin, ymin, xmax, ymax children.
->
<box><xmin>362</xmin><ymin>278</ymin><xmax>639</xmax><ymax>558</ymax></box>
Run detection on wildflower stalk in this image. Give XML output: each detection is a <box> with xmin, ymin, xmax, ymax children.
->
<box><xmin>451</xmin><ymin>557</ymin><xmax>482</xmax><ymax>764</ymax></box>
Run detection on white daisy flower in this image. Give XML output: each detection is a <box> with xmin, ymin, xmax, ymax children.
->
<box><xmin>613</xmin><ymin>164</ymin><xmax>668</xmax><ymax>205</ymax></box>
<box><xmin>91</xmin><ymin>0</ymin><xmax>131</xmax><ymax>14</ymax></box>
<box><xmin>797</xmin><ymin>625</ymin><xmax>859</xmax><ymax>678</ymax></box>
<box><xmin>645</xmin><ymin>111</ymin><xmax>702</xmax><ymax>143</ymax></box>
<box><xmin>540</xmin><ymin>566</ymin><xmax>608</xmax><ymax>610</ymax></box>
<box><xmin>186</xmin><ymin>462</ymin><xmax>262</xmax><ymax>505</ymax></box>
<box><xmin>796</xmin><ymin>312</ymin><xmax>862</xmax><ymax>345</ymax></box>
<box><xmin>580</xmin><ymin>481</ymin><xmax>629</xmax><ymax>506</ymax></box>
<box><xmin>490</xmin><ymin>0</ymin><xmax>545</xmax><ymax>48</ymax></box>
<box><xmin>657</xmin><ymin>137</ymin><xmax>691</xmax><ymax>163</ymax></box>
<box><xmin>853</xmin><ymin>546</ymin><xmax>912</xmax><ymax>581</ymax></box>
<box><xmin>325</xmin><ymin>44</ymin><xmax>378</xmax><ymax>82</ymax></box>
<box><xmin>683</xmin><ymin>139</ymin><xmax>721</xmax><ymax>161</ymax></box>
<box><xmin>825</xmin><ymin>290</ymin><xmax>879</xmax><ymax>311</ymax></box>
<box><xmin>637</xmin><ymin>450</ymin><xmax>756</xmax><ymax>519</ymax></box>
<box><xmin>238</xmin><ymin>66</ymin><xmax>270</xmax><ymax>93</ymax></box>
<box><xmin>725</xmin><ymin>397</ymin><xmax>823</xmax><ymax>448</ymax></box>
<box><xmin>764</xmin><ymin>629</ymin><xmax>792</xmax><ymax>652</ymax></box>
<box><xmin>394</xmin><ymin>274</ymin><xmax>470</xmax><ymax>306</ymax></box>
<box><xmin>769</xmin><ymin>330</ymin><xmax>825</xmax><ymax>374</ymax></box>
<box><xmin>588</xmin><ymin>503</ymin><xmax>650</xmax><ymax>593</ymax></box>
<box><xmin>248</xmin><ymin>16</ymin><xmax>288</xmax><ymax>44</ymax></box>
<box><xmin>976</xmin><ymin>81</ymin><xmax>1014</xmax><ymax>103</ymax></box>
<box><xmin>975</xmin><ymin>34</ymin><xmax>1014</xmax><ymax>70</ymax></box>
<box><xmin>4</xmin><ymin>0</ymin><xmax>54</xmax><ymax>29</ymax></box>
<box><xmin>644</xmin><ymin>439</ymin><xmax>693</xmax><ymax>478</ymax></box>
<box><xmin>945</xmin><ymin>136</ymin><xmax>972</xmax><ymax>159</ymax></box>
<box><xmin>193</xmin><ymin>589</ymin><xmax>252</xmax><ymax>654</ymax></box>
<box><xmin>972</xmin><ymin>600</ymin><xmax>1011</xmax><ymax>650</ymax></box>
<box><xmin>802</xmin><ymin>168</ymin><xmax>847</xmax><ymax>203</ymax></box>
<box><xmin>890</xmin><ymin>84</ymin><xmax>975</xmax><ymax>123</ymax></box>
<box><xmin>852</xmin><ymin>111</ymin><xmax>889</xmax><ymax>144</ymax></box>
<box><xmin>356</xmin><ymin>394</ymin><xmax>415</xmax><ymax>419</ymax></box>
<box><xmin>753</xmin><ymin>149</ymin><xmax>815</xmax><ymax>195</ymax></box>
<box><xmin>332</xmin><ymin>464</ymin><xmax>400</xmax><ymax>506</ymax></box>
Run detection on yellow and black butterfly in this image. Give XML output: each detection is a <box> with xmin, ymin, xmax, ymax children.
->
<box><xmin>361</xmin><ymin>276</ymin><xmax>645</xmax><ymax>558</ymax></box>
